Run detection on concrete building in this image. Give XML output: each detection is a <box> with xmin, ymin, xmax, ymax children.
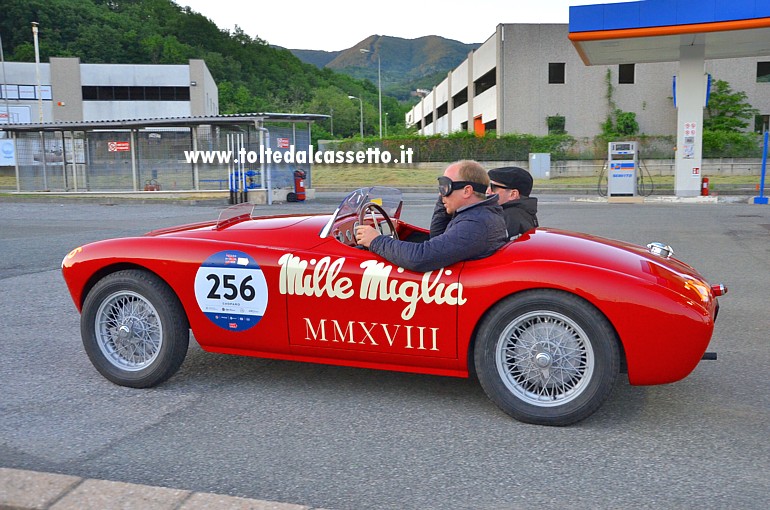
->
<box><xmin>407</xmin><ymin>24</ymin><xmax>770</xmax><ymax>138</ymax></box>
<box><xmin>0</xmin><ymin>58</ymin><xmax>218</xmax><ymax>124</ymax></box>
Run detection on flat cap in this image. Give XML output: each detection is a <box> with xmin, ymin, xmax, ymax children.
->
<box><xmin>488</xmin><ymin>166</ymin><xmax>533</xmax><ymax>196</ymax></box>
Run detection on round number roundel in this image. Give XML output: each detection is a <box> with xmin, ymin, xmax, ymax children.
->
<box><xmin>194</xmin><ymin>251</ymin><xmax>268</xmax><ymax>331</ymax></box>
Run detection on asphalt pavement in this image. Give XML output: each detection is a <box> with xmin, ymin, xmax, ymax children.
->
<box><xmin>2</xmin><ymin>192</ymin><xmax>770</xmax><ymax>510</ymax></box>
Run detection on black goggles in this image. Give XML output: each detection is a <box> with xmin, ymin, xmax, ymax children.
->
<box><xmin>437</xmin><ymin>176</ymin><xmax>488</xmax><ymax>197</ymax></box>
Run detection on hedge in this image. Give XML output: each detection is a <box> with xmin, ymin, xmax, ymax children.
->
<box><xmin>327</xmin><ymin>131</ymin><xmax>764</xmax><ymax>162</ymax></box>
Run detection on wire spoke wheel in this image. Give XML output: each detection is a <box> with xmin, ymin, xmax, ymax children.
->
<box><xmin>496</xmin><ymin>311</ymin><xmax>593</xmax><ymax>407</ymax></box>
<box><xmin>95</xmin><ymin>291</ymin><xmax>163</xmax><ymax>371</ymax></box>
<box><xmin>475</xmin><ymin>290</ymin><xmax>619</xmax><ymax>426</ymax></box>
<box><xmin>81</xmin><ymin>270</ymin><xmax>189</xmax><ymax>388</ymax></box>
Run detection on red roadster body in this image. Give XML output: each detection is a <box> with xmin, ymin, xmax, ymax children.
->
<box><xmin>62</xmin><ymin>187</ymin><xmax>725</xmax><ymax>425</ymax></box>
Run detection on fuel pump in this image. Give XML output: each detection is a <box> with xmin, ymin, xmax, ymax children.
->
<box><xmin>607</xmin><ymin>141</ymin><xmax>638</xmax><ymax>197</ymax></box>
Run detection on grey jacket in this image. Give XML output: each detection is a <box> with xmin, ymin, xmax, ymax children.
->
<box><xmin>369</xmin><ymin>195</ymin><xmax>508</xmax><ymax>273</ymax></box>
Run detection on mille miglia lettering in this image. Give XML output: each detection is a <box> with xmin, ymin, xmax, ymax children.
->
<box><xmin>278</xmin><ymin>253</ymin><xmax>354</xmax><ymax>299</ymax></box>
<box><xmin>277</xmin><ymin>253</ymin><xmax>467</xmax><ymax>320</ymax></box>
<box><xmin>359</xmin><ymin>260</ymin><xmax>466</xmax><ymax>320</ymax></box>
<box><xmin>304</xmin><ymin>319</ymin><xmax>440</xmax><ymax>351</ymax></box>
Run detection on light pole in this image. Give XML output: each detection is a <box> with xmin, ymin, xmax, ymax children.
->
<box><xmin>385</xmin><ymin>112</ymin><xmax>388</xmax><ymax>137</ymax></box>
<box><xmin>348</xmin><ymin>95</ymin><xmax>363</xmax><ymax>139</ymax></box>
<box><xmin>31</xmin><ymin>21</ymin><xmax>48</xmax><ymax>191</ymax></box>
<box><xmin>359</xmin><ymin>48</ymin><xmax>382</xmax><ymax>139</ymax></box>
<box><xmin>0</xmin><ymin>34</ymin><xmax>11</xmax><ymax>124</ymax></box>
<box><xmin>31</xmin><ymin>22</ymin><xmax>43</xmax><ymax>123</ymax></box>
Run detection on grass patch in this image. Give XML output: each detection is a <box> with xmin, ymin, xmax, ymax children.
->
<box><xmin>312</xmin><ymin>165</ymin><xmax>443</xmax><ymax>187</ymax></box>
<box><xmin>0</xmin><ymin>175</ymin><xmax>16</xmax><ymax>189</ymax></box>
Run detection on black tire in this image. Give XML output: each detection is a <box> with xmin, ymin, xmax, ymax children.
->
<box><xmin>474</xmin><ymin>289</ymin><xmax>619</xmax><ymax>426</ymax></box>
<box><xmin>80</xmin><ymin>269</ymin><xmax>189</xmax><ymax>388</ymax></box>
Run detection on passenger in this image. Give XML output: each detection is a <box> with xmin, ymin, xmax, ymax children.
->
<box><xmin>486</xmin><ymin>166</ymin><xmax>539</xmax><ymax>238</ymax></box>
<box><xmin>355</xmin><ymin>160</ymin><xmax>508</xmax><ymax>272</ymax></box>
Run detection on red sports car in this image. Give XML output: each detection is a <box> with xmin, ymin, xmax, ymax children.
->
<box><xmin>61</xmin><ymin>187</ymin><xmax>725</xmax><ymax>426</ymax></box>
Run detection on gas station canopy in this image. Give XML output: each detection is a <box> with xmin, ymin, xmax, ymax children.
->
<box><xmin>569</xmin><ymin>0</ymin><xmax>770</xmax><ymax>65</ymax></box>
<box><xmin>568</xmin><ymin>0</ymin><xmax>770</xmax><ymax>198</ymax></box>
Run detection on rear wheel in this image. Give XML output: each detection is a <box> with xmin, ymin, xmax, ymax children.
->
<box><xmin>474</xmin><ymin>289</ymin><xmax>619</xmax><ymax>426</ymax></box>
<box><xmin>81</xmin><ymin>269</ymin><xmax>189</xmax><ymax>388</ymax></box>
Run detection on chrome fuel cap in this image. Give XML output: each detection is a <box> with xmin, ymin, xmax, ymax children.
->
<box><xmin>647</xmin><ymin>242</ymin><xmax>674</xmax><ymax>259</ymax></box>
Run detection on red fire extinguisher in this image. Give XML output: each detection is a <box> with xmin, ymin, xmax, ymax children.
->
<box><xmin>293</xmin><ymin>170</ymin><xmax>306</xmax><ymax>201</ymax></box>
<box><xmin>701</xmin><ymin>176</ymin><xmax>709</xmax><ymax>196</ymax></box>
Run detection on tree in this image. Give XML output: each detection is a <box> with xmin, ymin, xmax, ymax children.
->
<box><xmin>704</xmin><ymin>79</ymin><xmax>759</xmax><ymax>132</ymax></box>
<box><xmin>614</xmin><ymin>110</ymin><xmax>639</xmax><ymax>136</ymax></box>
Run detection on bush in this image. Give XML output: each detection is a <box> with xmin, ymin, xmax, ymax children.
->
<box><xmin>702</xmin><ymin>131</ymin><xmax>763</xmax><ymax>158</ymax></box>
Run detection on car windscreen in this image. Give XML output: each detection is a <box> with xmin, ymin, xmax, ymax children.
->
<box><xmin>216</xmin><ymin>202</ymin><xmax>256</xmax><ymax>229</ymax></box>
<box><xmin>320</xmin><ymin>186</ymin><xmax>402</xmax><ymax>238</ymax></box>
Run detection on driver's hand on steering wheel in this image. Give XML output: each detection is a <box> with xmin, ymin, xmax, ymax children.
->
<box><xmin>355</xmin><ymin>225</ymin><xmax>380</xmax><ymax>248</ymax></box>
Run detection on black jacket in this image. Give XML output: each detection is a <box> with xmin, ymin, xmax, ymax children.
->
<box><xmin>369</xmin><ymin>195</ymin><xmax>508</xmax><ymax>273</ymax></box>
<box><xmin>501</xmin><ymin>197</ymin><xmax>539</xmax><ymax>238</ymax></box>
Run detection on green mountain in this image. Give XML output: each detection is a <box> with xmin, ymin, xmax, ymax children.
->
<box><xmin>0</xmin><ymin>0</ymin><xmax>408</xmax><ymax>139</ymax></box>
<box><xmin>289</xmin><ymin>49</ymin><xmax>340</xmax><ymax>69</ymax></box>
<box><xmin>291</xmin><ymin>35</ymin><xmax>480</xmax><ymax>101</ymax></box>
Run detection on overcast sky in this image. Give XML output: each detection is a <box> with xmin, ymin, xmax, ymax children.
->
<box><xmin>175</xmin><ymin>0</ymin><xmax>634</xmax><ymax>51</ymax></box>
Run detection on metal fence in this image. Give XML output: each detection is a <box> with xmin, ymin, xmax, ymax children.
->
<box><xmin>1</xmin><ymin>122</ymin><xmax>313</xmax><ymax>192</ymax></box>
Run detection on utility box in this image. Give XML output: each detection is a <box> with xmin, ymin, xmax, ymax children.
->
<box><xmin>529</xmin><ymin>153</ymin><xmax>550</xmax><ymax>179</ymax></box>
<box><xmin>607</xmin><ymin>141</ymin><xmax>638</xmax><ymax>196</ymax></box>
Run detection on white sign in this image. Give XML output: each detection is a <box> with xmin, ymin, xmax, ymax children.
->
<box><xmin>0</xmin><ymin>105</ymin><xmax>32</xmax><ymax>124</ymax></box>
<box><xmin>0</xmin><ymin>139</ymin><xmax>16</xmax><ymax>166</ymax></box>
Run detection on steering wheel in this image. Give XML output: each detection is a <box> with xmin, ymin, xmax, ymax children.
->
<box><xmin>358</xmin><ymin>201</ymin><xmax>397</xmax><ymax>240</ymax></box>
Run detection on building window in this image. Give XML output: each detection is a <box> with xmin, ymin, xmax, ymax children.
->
<box><xmin>756</xmin><ymin>114</ymin><xmax>769</xmax><ymax>133</ymax></box>
<box><xmin>129</xmin><ymin>86</ymin><xmax>145</xmax><ymax>100</ymax></box>
<box><xmin>619</xmin><ymin>63</ymin><xmax>635</xmax><ymax>84</ymax></box>
<box><xmin>452</xmin><ymin>88</ymin><xmax>468</xmax><ymax>108</ymax></box>
<box><xmin>82</xmin><ymin>85</ymin><xmax>190</xmax><ymax>101</ymax></box>
<box><xmin>424</xmin><ymin>112</ymin><xmax>433</xmax><ymax>126</ymax></box>
<box><xmin>82</xmin><ymin>86</ymin><xmax>97</xmax><ymax>100</ymax></box>
<box><xmin>474</xmin><ymin>69</ymin><xmax>496</xmax><ymax>96</ymax></box>
<box><xmin>547</xmin><ymin>115</ymin><xmax>566</xmax><ymax>134</ymax></box>
<box><xmin>549</xmin><ymin>63</ymin><xmax>565</xmax><ymax>84</ymax></box>
<box><xmin>18</xmin><ymin>85</ymin><xmax>36</xmax><ymax>99</ymax></box>
<box><xmin>437</xmin><ymin>102</ymin><xmax>448</xmax><ymax>119</ymax></box>
<box><xmin>97</xmin><ymin>86</ymin><xmax>114</xmax><ymax>100</ymax></box>
<box><xmin>113</xmin><ymin>86</ymin><xmax>130</xmax><ymax>100</ymax></box>
<box><xmin>1</xmin><ymin>85</ymin><xmax>19</xmax><ymax>99</ymax></box>
<box><xmin>758</xmin><ymin>62</ymin><xmax>770</xmax><ymax>83</ymax></box>
<box><xmin>1</xmin><ymin>84</ymin><xmax>52</xmax><ymax>100</ymax></box>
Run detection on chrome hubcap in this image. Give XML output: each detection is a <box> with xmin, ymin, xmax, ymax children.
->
<box><xmin>118</xmin><ymin>324</ymin><xmax>131</xmax><ymax>339</ymax></box>
<box><xmin>535</xmin><ymin>352</ymin><xmax>551</xmax><ymax>368</ymax></box>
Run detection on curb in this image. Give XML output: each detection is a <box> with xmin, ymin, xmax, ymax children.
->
<box><xmin>0</xmin><ymin>468</ymin><xmax>325</xmax><ymax>510</ymax></box>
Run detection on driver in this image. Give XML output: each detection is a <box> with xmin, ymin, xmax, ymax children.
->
<box><xmin>355</xmin><ymin>160</ymin><xmax>508</xmax><ymax>273</ymax></box>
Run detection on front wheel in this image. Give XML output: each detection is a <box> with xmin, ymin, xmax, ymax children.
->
<box><xmin>474</xmin><ymin>290</ymin><xmax>619</xmax><ymax>426</ymax></box>
<box><xmin>81</xmin><ymin>269</ymin><xmax>189</xmax><ymax>388</ymax></box>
